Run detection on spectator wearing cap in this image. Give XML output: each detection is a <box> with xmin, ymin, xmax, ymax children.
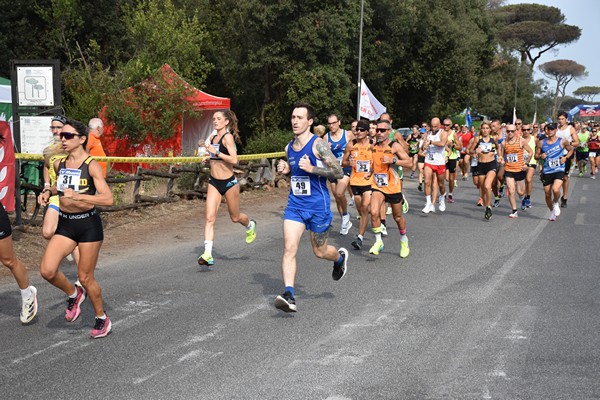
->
<box><xmin>87</xmin><ymin>118</ymin><xmax>107</xmax><ymax>177</ymax></box>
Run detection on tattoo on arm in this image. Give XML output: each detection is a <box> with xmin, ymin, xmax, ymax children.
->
<box><xmin>312</xmin><ymin>139</ymin><xmax>344</xmax><ymax>179</ymax></box>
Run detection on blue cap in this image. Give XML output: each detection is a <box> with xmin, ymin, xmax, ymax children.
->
<box><xmin>419</xmin><ymin>128</ymin><xmax>426</xmax><ymax>133</ymax></box>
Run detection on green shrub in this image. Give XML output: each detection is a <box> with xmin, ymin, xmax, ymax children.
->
<box><xmin>244</xmin><ymin>129</ymin><xmax>293</xmax><ymax>155</ymax></box>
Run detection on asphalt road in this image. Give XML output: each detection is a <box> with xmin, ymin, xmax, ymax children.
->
<box><xmin>1</xmin><ymin>171</ymin><xmax>600</xmax><ymax>399</ymax></box>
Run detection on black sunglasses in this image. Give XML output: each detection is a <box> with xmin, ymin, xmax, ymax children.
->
<box><xmin>60</xmin><ymin>132</ymin><xmax>83</xmax><ymax>140</ymax></box>
<box><xmin>523</xmin><ymin>128</ymin><xmax>532</xmax><ymax>131</ymax></box>
<box><xmin>375</xmin><ymin>128</ymin><xmax>388</xmax><ymax>133</ymax></box>
<box><xmin>356</xmin><ymin>128</ymin><xmax>368</xmax><ymax>132</ymax></box>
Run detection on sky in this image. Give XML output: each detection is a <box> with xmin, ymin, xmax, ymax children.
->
<box><xmin>505</xmin><ymin>0</ymin><xmax>600</xmax><ymax>97</ymax></box>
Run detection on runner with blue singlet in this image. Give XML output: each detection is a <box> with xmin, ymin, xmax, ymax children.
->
<box><xmin>535</xmin><ymin>122</ymin><xmax>574</xmax><ymax>221</ymax></box>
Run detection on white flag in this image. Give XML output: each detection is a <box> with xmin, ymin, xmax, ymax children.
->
<box><xmin>512</xmin><ymin>107</ymin><xmax>517</xmax><ymax>124</ymax></box>
<box><xmin>359</xmin><ymin>79</ymin><xmax>386</xmax><ymax>120</ymax></box>
<box><xmin>532</xmin><ymin>111</ymin><xmax>537</xmax><ymax>126</ymax></box>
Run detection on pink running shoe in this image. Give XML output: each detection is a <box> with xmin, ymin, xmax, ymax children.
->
<box><xmin>91</xmin><ymin>315</ymin><xmax>112</xmax><ymax>338</ymax></box>
<box><xmin>65</xmin><ymin>283</ymin><xmax>87</xmax><ymax>322</ymax></box>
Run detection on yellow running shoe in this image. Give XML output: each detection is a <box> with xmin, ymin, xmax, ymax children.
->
<box><xmin>369</xmin><ymin>240</ymin><xmax>384</xmax><ymax>255</ymax></box>
<box><xmin>245</xmin><ymin>219</ymin><xmax>257</xmax><ymax>244</ymax></box>
<box><xmin>400</xmin><ymin>240</ymin><xmax>410</xmax><ymax>258</ymax></box>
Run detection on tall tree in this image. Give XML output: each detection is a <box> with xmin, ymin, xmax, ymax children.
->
<box><xmin>539</xmin><ymin>59</ymin><xmax>586</xmax><ymax>118</ymax></box>
<box><xmin>198</xmin><ymin>0</ymin><xmax>359</xmax><ymax>136</ymax></box>
<box><xmin>494</xmin><ymin>4</ymin><xmax>581</xmax><ymax>69</ymax></box>
<box><xmin>573</xmin><ymin>86</ymin><xmax>600</xmax><ymax>103</ymax></box>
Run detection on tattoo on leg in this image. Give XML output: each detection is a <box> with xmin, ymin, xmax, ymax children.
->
<box><xmin>313</xmin><ymin>230</ymin><xmax>330</xmax><ymax>248</ymax></box>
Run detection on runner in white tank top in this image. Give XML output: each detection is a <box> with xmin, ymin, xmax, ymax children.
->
<box><xmin>421</xmin><ymin>117</ymin><xmax>448</xmax><ymax>213</ymax></box>
<box><xmin>555</xmin><ymin>112</ymin><xmax>580</xmax><ymax>208</ymax></box>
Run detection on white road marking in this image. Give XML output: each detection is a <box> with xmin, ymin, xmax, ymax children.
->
<box><xmin>477</xmin><ymin>219</ymin><xmax>546</xmax><ymax>300</ymax></box>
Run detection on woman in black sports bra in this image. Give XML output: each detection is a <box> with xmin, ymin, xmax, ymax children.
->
<box><xmin>197</xmin><ymin>110</ymin><xmax>257</xmax><ymax>267</ymax></box>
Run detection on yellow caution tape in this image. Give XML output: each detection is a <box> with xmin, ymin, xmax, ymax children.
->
<box><xmin>15</xmin><ymin>152</ymin><xmax>286</xmax><ymax>163</ymax></box>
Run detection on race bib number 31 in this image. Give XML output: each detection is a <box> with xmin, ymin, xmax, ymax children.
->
<box><xmin>291</xmin><ymin>176</ymin><xmax>311</xmax><ymax>196</ymax></box>
<box><xmin>57</xmin><ymin>168</ymin><xmax>82</xmax><ymax>192</ymax></box>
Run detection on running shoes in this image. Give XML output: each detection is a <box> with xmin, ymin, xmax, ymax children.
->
<box><xmin>332</xmin><ymin>248</ymin><xmax>348</xmax><ymax>281</ymax></box>
<box><xmin>245</xmin><ymin>219</ymin><xmax>257</xmax><ymax>244</ymax></box>
<box><xmin>91</xmin><ymin>315</ymin><xmax>112</xmax><ymax>338</ymax></box>
<box><xmin>369</xmin><ymin>240</ymin><xmax>384</xmax><ymax>255</ymax></box>
<box><xmin>20</xmin><ymin>286</ymin><xmax>38</xmax><ymax>324</ymax></box>
<box><xmin>65</xmin><ymin>282</ymin><xmax>86</xmax><ymax>322</ymax></box>
<box><xmin>274</xmin><ymin>291</ymin><xmax>297</xmax><ymax>312</ymax></box>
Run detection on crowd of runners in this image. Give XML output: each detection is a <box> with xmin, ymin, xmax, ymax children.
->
<box><xmin>2</xmin><ymin>105</ymin><xmax>598</xmax><ymax>331</ymax></box>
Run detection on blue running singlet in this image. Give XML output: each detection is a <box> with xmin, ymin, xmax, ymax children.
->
<box><xmin>286</xmin><ymin>135</ymin><xmax>331</xmax><ymax>212</ymax></box>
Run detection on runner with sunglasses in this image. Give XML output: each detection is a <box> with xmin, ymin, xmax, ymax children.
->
<box><xmin>500</xmin><ymin>124</ymin><xmax>533</xmax><ymax>218</ymax></box>
<box><xmin>38</xmin><ymin>119</ymin><xmax>114</xmax><ymax>338</ymax></box>
<box><xmin>342</xmin><ymin>120</ymin><xmax>373</xmax><ymax>250</ymax></box>
<box><xmin>520</xmin><ymin>123</ymin><xmax>537</xmax><ymax>209</ymax></box>
<box><xmin>367</xmin><ymin>120</ymin><xmax>411</xmax><ymax>258</ymax></box>
<box><xmin>535</xmin><ymin>122</ymin><xmax>574</xmax><ymax>221</ymax></box>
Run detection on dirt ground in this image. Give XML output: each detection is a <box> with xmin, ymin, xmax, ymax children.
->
<box><xmin>3</xmin><ymin>186</ymin><xmax>289</xmax><ymax>281</ymax></box>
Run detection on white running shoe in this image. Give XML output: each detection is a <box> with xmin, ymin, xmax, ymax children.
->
<box><xmin>548</xmin><ymin>210</ymin><xmax>556</xmax><ymax>221</ymax></box>
<box><xmin>438</xmin><ymin>196</ymin><xmax>446</xmax><ymax>212</ymax></box>
<box><xmin>380</xmin><ymin>225</ymin><xmax>388</xmax><ymax>236</ymax></box>
<box><xmin>421</xmin><ymin>203</ymin><xmax>435</xmax><ymax>214</ymax></box>
<box><xmin>508</xmin><ymin>211</ymin><xmax>518</xmax><ymax>218</ymax></box>
<box><xmin>340</xmin><ymin>220</ymin><xmax>352</xmax><ymax>235</ymax></box>
<box><xmin>553</xmin><ymin>201</ymin><xmax>561</xmax><ymax>217</ymax></box>
<box><xmin>20</xmin><ymin>286</ymin><xmax>38</xmax><ymax>324</ymax></box>
<box><xmin>386</xmin><ymin>206</ymin><xmax>392</xmax><ymax>215</ymax></box>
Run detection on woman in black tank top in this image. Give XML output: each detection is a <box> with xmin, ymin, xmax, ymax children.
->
<box><xmin>38</xmin><ymin>118</ymin><xmax>115</xmax><ymax>338</ymax></box>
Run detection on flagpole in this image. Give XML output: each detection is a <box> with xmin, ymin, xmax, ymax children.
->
<box><xmin>356</xmin><ymin>0</ymin><xmax>364</xmax><ymax>120</ymax></box>
<box><xmin>513</xmin><ymin>62</ymin><xmax>519</xmax><ymax>123</ymax></box>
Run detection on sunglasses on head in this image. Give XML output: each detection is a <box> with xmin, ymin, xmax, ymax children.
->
<box><xmin>60</xmin><ymin>132</ymin><xmax>83</xmax><ymax>140</ymax></box>
<box><xmin>375</xmin><ymin>128</ymin><xmax>388</xmax><ymax>133</ymax></box>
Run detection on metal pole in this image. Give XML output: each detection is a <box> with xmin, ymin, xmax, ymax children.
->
<box><xmin>356</xmin><ymin>0</ymin><xmax>365</xmax><ymax>120</ymax></box>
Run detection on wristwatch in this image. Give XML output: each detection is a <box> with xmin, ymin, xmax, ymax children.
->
<box><xmin>392</xmin><ymin>157</ymin><xmax>398</xmax><ymax>165</ymax></box>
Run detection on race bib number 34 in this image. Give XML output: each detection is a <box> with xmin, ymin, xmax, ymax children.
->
<box><xmin>291</xmin><ymin>176</ymin><xmax>311</xmax><ymax>196</ymax></box>
<box><xmin>57</xmin><ymin>168</ymin><xmax>82</xmax><ymax>192</ymax></box>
